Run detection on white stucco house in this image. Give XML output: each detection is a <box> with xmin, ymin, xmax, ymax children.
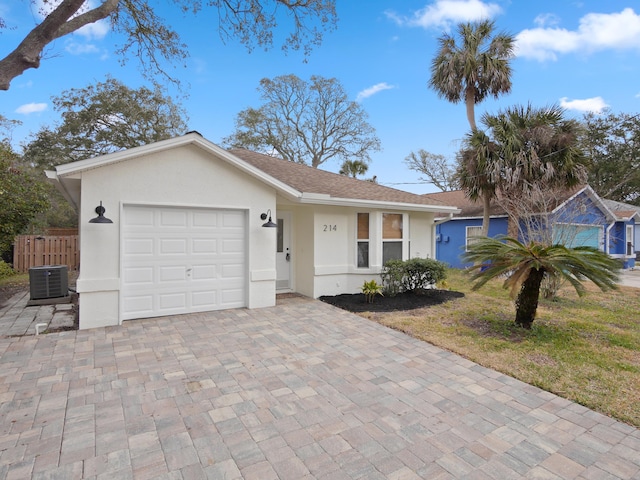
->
<box><xmin>47</xmin><ymin>132</ymin><xmax>458</xmax><ymax>329</ymax></box>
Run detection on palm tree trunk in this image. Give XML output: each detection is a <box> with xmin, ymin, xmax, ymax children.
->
<box><xmin>465</xmin><ymin>87</ymin><xmax>477</xmax><ymax>131</ymax></box>
<box><xmin>514</xmin><ymin>268</ymin><xmax>545</xmax><ymax>329</ymax></box>
<box><xmin>481</xmin><ymin>191</ymin><xmax>491</xmax><ymax>236</ymax></box>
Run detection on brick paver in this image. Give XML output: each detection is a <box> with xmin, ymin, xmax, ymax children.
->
<box><xmin>0</xmin><ymin>296</ymin><xmax>638</xmax><ymax>479</ymax></box>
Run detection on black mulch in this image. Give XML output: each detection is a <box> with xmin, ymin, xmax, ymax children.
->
<box><xmin>319</xmin><ymin>290</ymin><xmax>465</xmax><ymax>313</ymax></box>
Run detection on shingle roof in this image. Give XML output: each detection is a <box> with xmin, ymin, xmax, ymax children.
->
<box><xmin>423</xmin><ymin>190</ymin><xmax>506</xmax><ymax>217</ymax></box>
<box><xmin>425</xmin><ymin>186</ymin><xmax>608</xmax><ymax>218</ymax></box>
<box><xmin>229</xmin><ymin>148</ymin><xmax>450</xmax><ymax>208</ymax></box>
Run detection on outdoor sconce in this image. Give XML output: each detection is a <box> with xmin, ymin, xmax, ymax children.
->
<box><xmin>260</xmin><ymin>209</ymin><xmax>277</xmax><ymax>228</ymax></box>
<box><xmin>89</xmin><ymin>201</ymin><xmax>113</xmax><ymax>224</ymax></box>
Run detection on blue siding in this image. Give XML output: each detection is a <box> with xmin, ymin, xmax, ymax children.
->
<box><xmin>435</xmin><ymin>217</ymin><xmax>508</xmax><ymax>268</ymax></box>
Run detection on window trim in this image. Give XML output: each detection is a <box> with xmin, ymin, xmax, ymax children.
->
<box><xmin>465</xmin><ymin>225</ymin><xmax>482</xmax><ymax>251</ymax></box>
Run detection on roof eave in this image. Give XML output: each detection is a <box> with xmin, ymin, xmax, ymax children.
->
<box><xmin>296</xmin><ymin>193</ymin><xmax>461</xmax><ymax>213</ymax></box>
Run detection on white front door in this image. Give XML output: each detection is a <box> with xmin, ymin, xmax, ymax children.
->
<box><xmin>276</xmin><ymin>212</ymin><xmax>291</xmax><ymax>291</ymax></box>
<box><xmin>121</xmin><ymin>205</ymin><xmax>246</xmax><ymax>320</ymax></box>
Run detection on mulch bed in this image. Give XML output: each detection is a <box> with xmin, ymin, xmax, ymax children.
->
<box><xmin>319</xmin><ymin>290</ymin><xmax>465</xmax><ymax>313</ymax></box>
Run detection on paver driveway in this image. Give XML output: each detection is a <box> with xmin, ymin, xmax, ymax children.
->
<box><xmin>1</xmin><ymin>296</ymin><xmax>639</xmax><ymax>479</ymax></box>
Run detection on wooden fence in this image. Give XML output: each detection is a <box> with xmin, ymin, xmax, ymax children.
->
<box><xmin>13</xmin><ymin>235</ymin><xmax>79</xmax><ymax>273</ymax></box>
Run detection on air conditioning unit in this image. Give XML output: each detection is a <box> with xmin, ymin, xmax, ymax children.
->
<box><xmin>29</xmin><ymin>266</ymin><xmax>69</xmax><ymax>300</ymax></box>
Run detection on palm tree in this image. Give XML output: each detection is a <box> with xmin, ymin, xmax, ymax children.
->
<box><xmin>339</xmin><ymin>159</ymin><xmax>369</xmax><ymax>178</ymax></box>
<box><xmin>463</xmin><ymin>236</ymin><xmax>620</xmax><ymax>329</ymax></box>
<box><xmin>458</xmin><ymin>104</ymin><xmax>587</xmax><ymax>236</ymax></box>
<box><xmin>429</xmin><ymin>20</ymin><xmax>515</xmax><ymax>131</ymax></box>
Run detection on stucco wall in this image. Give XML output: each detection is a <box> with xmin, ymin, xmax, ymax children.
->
<box><xmin>304</xmin><ymin>207</ymin><xmax>435</xmax><ymax>297</ymax></box>
<box><xmin>76</xmin><ymin>144</ymin><xmax>276</xmax><ymax>329</ymax></box>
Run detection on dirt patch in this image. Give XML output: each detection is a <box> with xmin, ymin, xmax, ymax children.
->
<box><xmin>319</xmin><ymin>290</ymin><xmax>465</xmax><ymax>313</ymax></box>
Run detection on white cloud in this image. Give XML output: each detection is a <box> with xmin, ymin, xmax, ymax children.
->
<box><xmin>559</xmin><ymin>96</ymin><xmax>609</xmax><ymax>113</ymax></box>
<box><xmin>516</xmin><ymin>8</ymin><xmax>640</xmax><ymax>61</ymax></box>
<box><xmin>356</xmin><ymin>83</ymin><xmax>395</xmax><ymax>102</ymax></box>
<box><xmin>386</xmin><ymin>0</ymin><xmax>502</xmax><ymax>30</ymax></box>
<box><xmin>15</xmin><ymin>103</ymin><xmax>48</xmax><ymax>115</ymax></box>
<box><xmin>65</xmin><ymin>42</ymin><xmax>100</xmax><ymax>55</ymax></box>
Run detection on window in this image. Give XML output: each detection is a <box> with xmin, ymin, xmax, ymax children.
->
<box><xmin>357</xmin><ymin>213</ymin><xmax>369</xmax><ymax>268</ymax></box>
<box><xmin>465</xmin><ymin>226</ymin><xmax>482</xmax><ymax>251</ymax></box>
<box><xmin>627</xmin><ymin>224</ymin><xmax>634</xmax><ymax>256</ymax></box>
<box><xmin>382</xmin><ymin>213</ymin><xmax>403</xmax><ymax>264</ymax></box>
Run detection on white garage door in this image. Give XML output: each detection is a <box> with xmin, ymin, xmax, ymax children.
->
<box><xmin>121</xmin><ymin>205</ymin><xmax>246</xmax><ymax>320</ymax></box>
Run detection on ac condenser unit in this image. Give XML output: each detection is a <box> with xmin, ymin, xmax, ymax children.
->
<box><xmin>29</xmin><ymin>265</ymin><xmax>69</xmax><ymax>300</ymax></box>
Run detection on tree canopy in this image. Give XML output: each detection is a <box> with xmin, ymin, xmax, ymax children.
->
<box><xmin>22</xmin><ymin>77</ymin><xmax>189</xmax><ymax>169</ymax></box>
<box><xmin>223</xmin><ymin>74</ymin><xmax>381</xmax><ymax>168</ymax></box>
<box><xmin>404</xmin><ymin>149</ymin><xmax>458</xmax><ymax>192</ymax></box>
<box><xmin>458</xmin><ymin>104</ymin><xmax>587</xmax><ymax>236</ymax></box>
<box><xmin>580</xmin><ymin>110</ymin><xmax>640</xmax><ymax>206</ymax></box>
<box><xmin>429</xmin><ymin>20</ymin><xmax>515</xmax><ymax>131</ymax></box>
<box><xmin>0</xmin><ymin>143</ymin><xmax>49</xmax><ymax>257</ymax></box>
<box><xmin>0</xmin><ymin>0</ymin><xmax>337</xmax><ymax>90</ymax></box>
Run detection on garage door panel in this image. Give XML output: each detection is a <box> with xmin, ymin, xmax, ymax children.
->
<box><xmin>124</xmin><ymin>238</ymin><xmax>154</xmax><ymax>255</ymax></box>
<box><xmin>122</xmin><ymin>206</ymin><xmax>246</xmax><ymax>320</ymax></box>
<box><xmin>192</xmin><ymin>238</ymin><xmax>217</xmax><ymax>254</ymax></box>
<box><xmin>160</xmin><ymin>210</ymin><xmax>188</xmax><ymax>227</ymax></box>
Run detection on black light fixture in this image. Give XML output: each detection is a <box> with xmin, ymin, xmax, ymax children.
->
<box><xmin>260</xmin><ymin>209</ymin><xmax>277</xmax><ymax>228</ymax></box>
<box><xmin>89</xmin><ymin>201</ymin><xmax>113</xmax><ymax>224</ymax></box>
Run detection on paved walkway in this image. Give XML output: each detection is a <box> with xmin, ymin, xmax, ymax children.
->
<box><xmin>0</xmin><ymin>296</ymin><xmax>638</xmax><ymax>479</ymax></box>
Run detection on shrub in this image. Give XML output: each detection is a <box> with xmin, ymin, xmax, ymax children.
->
<box><xmin>0</xmin><ymin>260</ymin><xmax>15</xmax><ymax>280</ymax></box>
<box><xmin>380</xmin><ymin>259</ymin><xmax>405</xmax><ymax>296</ymax></box>
<box><xmin>402</xmin><ymin>258</ymin><xmax>447</xmax><ymax>291</ymax></box>
<box><xmin>361</xmin><ymin>279</ymin><xmax>383</xmax><ymax>303</ymax></box>
<box><xmin>381</xmin><ymin>258</ymin><xmax>448</xmax><ymax>296</ymax></box>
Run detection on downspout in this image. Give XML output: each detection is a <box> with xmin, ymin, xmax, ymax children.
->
<box><xmin>432</xmin><ymin>213</ymin><xmax>454</xmax><ymax>259</ymax></box>
<box><xmin>605</xmin><ymin>221</ymin><xmax>615</xmax><ymax>254</ymax></box>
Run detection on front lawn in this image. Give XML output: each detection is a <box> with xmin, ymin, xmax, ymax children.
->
<box><xmin>360</xmin><ymin>269</ymin><xmax>640</xmax><ymax>427</ymax></box>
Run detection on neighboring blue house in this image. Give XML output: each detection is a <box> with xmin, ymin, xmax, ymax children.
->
<box><xmin>426</xmin><ymin>186</ymin><xmax>637</xmax><ymax>269</ymax></box>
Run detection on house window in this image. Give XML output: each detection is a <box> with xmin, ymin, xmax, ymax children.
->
<box><xmin>627</xmin><ymin>224</ymin><xmax>634</xmax><ymax>256</ymax></box>
<box><xmin>382</xmin><ymin>213</ymin><xmax>403</xmax><ymax>264</ymax></box>
<box><xmin>466</xmin><ymin>226</ymin><xmax>482</xmax><ymax>251</ymax></box>
<box><xmin>357</xmin><ymin>213</ymin><xmax>369</xmax><ymax>268</ymax></box>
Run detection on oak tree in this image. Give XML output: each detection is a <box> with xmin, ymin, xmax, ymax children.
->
<box><xmin>224</xmin><ymin>74</ymin><xmax>381</xmax><ymax>168</ymax></box>
<box><xmin>0</xmin><ymin>0</ymin><xmax>337</xmax><ymax>90</ymax></box>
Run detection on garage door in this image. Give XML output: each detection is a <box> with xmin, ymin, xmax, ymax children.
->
<box><xmin>121</xmin><ymin>205</ymin><xmax>246</xmax><ymax>320</ymax></box>
<box><xmin>552</xmin><ymin>224</ymin><xmax>603</xmax><ymax>249</ymax></box>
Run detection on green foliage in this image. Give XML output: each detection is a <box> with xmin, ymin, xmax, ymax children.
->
<box><xmin>223</xmin><ymin>74</ymin><xmax>381</xmax><ymax>168</ymax></box>
<box><xmin>581</xmin><ymin>110</ymin><xmax>640</xmax><ymax>205</ymax></box>
<box><xmin>0</xmin><ymin>259</ymin><xmax>15</xmax><ymax>280</ymax></box>
<box><xmin>380</xmin><ymin>259</ymin><xmax>405</xmax><ymax>296</ymax></box>
<box><xmin>0</xmin><ymin>145</ymin><xmax>49</xmax><ymax>257</ymax></box>
<box><xmin>23</xmin><ymin>77</ymin><xmax>189</xmax><ymax>170</ymax></box>
<box><xmin>429</xmin><ymin>19</ymin><xmax>515</xmax><ymax>131</ymax></box>
<box><xmin>463</xmin><ymin>236</ymin><xmax>620</xmax><ymax>328</ymax></box>
<box><xmin>381</xmin><ymin>258</ymin><xmax>448</xmax><ymax>296</ymax></box>
<box><xmin>402</xmin><ymin>258</ymin><xmax>448</xmax><ymax>291</ymax></box>
<box><xmin>361</xmin><ymin>279</ymin><xmax>383</xmax><ymax>304</ymax></box>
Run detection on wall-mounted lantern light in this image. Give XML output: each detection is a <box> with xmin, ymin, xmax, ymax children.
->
<box><xmin>89</xmin><ymin>201</ymin><xmax>113</xmax><ymax>224</ymax></box>
<box><xmin>260</xmin><ymin>209</ymin><xmax>277</xmax><ymax>228</ymax></box>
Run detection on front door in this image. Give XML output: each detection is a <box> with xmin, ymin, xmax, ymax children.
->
<box><xmin>276</xmin><ymin>212</ymin><xmax>291</xmax><ymax>291</ymax></box>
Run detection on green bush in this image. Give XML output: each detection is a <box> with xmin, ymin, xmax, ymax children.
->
<box><xmin>381</xmin><ymin>258</ymin><xmax>447</xmax><ymax>296</ymax></box>
<box><xmin>380</xmin><ymin>259</ymin><xmax>405</xmax><ymax>296</ymax></box>
<box><xmin>0</xmin><ymin>260</ymin><xmax>15</xmax><ymax>280</ymax></box>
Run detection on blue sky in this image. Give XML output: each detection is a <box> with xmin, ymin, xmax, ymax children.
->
<box><xmin>3</xmin><ymin>0</ymin><xmax>640</xmax><ymax>193</ymax></box>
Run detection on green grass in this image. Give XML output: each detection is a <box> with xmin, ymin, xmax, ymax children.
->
<box><xmin>365</xmin><ymin>269</ymin><xmax>640</xmax><ymax>427</ymax></box>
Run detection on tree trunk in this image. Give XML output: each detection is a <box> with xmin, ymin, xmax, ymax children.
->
<box><xmin>465</xmin><ymin>87</ymin><xmax>477</xmax><ymax>131</ymax></box>
<box><xmin>514</xmin><ymin>268</ymin><xmax>545</xmax><ymax>329</ymax></box>
<box><xmin>481</xmin><ymin>190</ymin><xmax>491</xmax><ymax>236</ymax></box>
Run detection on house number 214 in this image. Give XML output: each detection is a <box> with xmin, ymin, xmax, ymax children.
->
<box><xmin>323</xmin><ymin>225</ymin><xmax>337</xmax><ymax>232</ymax></box>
